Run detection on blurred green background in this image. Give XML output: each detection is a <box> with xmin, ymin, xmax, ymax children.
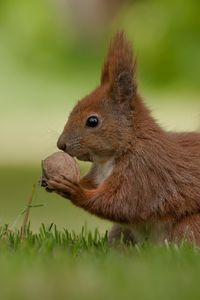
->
<box><xmin>0</xmin><ymin>0</ymin><xmax>200</xmax><ymax>232</ymax></box>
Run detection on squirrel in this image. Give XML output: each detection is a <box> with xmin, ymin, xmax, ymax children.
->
<box><xmin>47</xmin><ymin>31</ymin><xmax>200</xmax><ymax>246</ymax></box>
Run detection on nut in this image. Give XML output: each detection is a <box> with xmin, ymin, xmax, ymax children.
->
<box><xmin>41</xmin><ymin>152</ymin><xmax>80</xmax><ymax>185</ymax></box>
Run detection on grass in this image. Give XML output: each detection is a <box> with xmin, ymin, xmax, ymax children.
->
<box><xmin>1</xmin><ymin>168</ymin><xmax>200</xmax><ymax>300</ymax></box>
<box><xmin>0</xmin><ymin>166</ymin><xmax>109</xmax><ymax>232</ymax></box>
<box><xmin>1</xmin><ymin>183</ymin><xmax>200</xmax><ymax>300</ymax></box>
<box><xmin>1</xmin><ymin>163</ymin><xmax>200</xmax><ymax>300</ymax></box>
<box><xmin>1</xmin><ymin>223</ymin><xmax>200</xmax><ymax>300</ymax></box>
<box><xmin>1</xmin><ymin>181</ymin><xmax>200</xmax><ymax>300</ymax></box>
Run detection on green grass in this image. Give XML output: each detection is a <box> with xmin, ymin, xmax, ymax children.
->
<box><xmin>1</xmin><ymin>223</ymin><xmax>200</xmax><ymax>300</ymax></box>
<box><xmin>1</xmin><ymin>169</ymin><xmax>200</xmax><ymax>300</ymax></box>
<box><xmin>1</xmin><ymin>166</ymin><xmax>200</xmax><ymax>300</ymax></box>
<box><xmin>0</xmin><ymin>166</ymin><xmax>110</xmax><ymax>232</ymax></box>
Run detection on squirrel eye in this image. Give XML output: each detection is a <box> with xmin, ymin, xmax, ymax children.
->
<box><xmin>86</xmin><ymin>116</ymin><xmax>99</xmax><ymax>128</ymax></box>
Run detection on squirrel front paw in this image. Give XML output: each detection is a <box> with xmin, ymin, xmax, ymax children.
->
<box><xmin>47</xmin><ymin>176</ymin><xmax>84</xmax><ymax>202</ymax></box>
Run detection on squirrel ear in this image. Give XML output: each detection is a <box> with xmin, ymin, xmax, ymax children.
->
<box><xmin>101</xmin><ymin>31</ymin><xmax>137</xmax><ymax>102</ymax></box>
<box><xmin>112</xmin><ymin>70</ymin><xmax>135</xmax><ymax>102</ymax></box>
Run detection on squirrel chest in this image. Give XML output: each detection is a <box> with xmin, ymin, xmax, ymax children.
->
<box><xmin>94</xmin><ymin>158</ymin><xmax>114</xmax><ymax>186</ymax></box>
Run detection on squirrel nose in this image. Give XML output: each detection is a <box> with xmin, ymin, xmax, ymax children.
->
<box><xmin>57</xmin><ymin>136</ymin><xmax>66</xmax><ymax>151</ymax></box>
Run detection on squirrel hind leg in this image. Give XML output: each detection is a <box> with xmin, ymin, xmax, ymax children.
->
<box><xmin>108</xmin><ymin>224</ymin><xmax>137</xmax><ymax>246</ymax></box>
<box><xmin>170</xmin><ymin>214</ymin><xmax>200</xmax><ymax>247</ymax></box>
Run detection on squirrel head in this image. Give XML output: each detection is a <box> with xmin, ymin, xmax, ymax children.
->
<box><xmin>57</xmin><ymin>31</ymin><xmax>138</xmax><ymax>162</ymax></box>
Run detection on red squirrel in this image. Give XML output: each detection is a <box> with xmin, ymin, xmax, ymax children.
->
<box><xmin>47</xmin><ymin>31</ymin><xmax>200</xmax><ymax>246</ymax></box>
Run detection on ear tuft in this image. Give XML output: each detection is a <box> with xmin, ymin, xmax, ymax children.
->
<box><xmin>100</xmin><ymin>31</ymin><xmax>137</xmax><ymax>102</ymax></box>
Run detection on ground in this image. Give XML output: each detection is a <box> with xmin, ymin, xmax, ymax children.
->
<box><xmin>1</xmin><ymin>224</ymin><xmax>200</xmax><ymax>300</ymax></box>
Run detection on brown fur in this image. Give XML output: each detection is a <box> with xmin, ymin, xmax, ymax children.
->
<box><xmin>48</xmin><ymin>32</ymin><xmax>200</xmax><ymax>246</ymax></box>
